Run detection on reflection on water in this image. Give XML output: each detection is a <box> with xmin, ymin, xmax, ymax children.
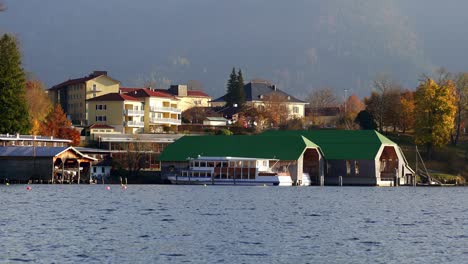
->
<box><xmin>0</xmin><ymin>185</ymin><xmax>467</xmax><ymax>263</ymax></box>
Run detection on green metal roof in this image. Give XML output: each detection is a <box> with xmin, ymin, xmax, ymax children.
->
<box><xmin>160</xmin><ymin>135</ymin><xmax>320</xmax><ymax>162</ymax></box>
<box><xmin>261</xmin><ymin>130</ymin><xmax>396</xmax><ymax>160</ymax></box>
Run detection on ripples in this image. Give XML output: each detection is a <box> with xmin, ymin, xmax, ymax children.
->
<box><xmin>0</xmin><ymin>185</ymin><xmax>467</xmax><ymax>263</ymax></box>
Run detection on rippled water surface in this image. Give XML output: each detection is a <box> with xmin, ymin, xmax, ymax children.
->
<box><xmin>0</xmin><ymin>185</ymin><xmax>467</xmax><ymax>263</ymax></box>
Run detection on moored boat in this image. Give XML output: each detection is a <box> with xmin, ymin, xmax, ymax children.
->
<box><xmin>166</xmin><ymin>156</ymin><xmax>293</xmax><ymax>186</ymax></box>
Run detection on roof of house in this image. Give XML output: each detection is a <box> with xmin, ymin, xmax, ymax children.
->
<box><xmin>204</xmin><ymin>117</ymin><xmax>228</xmax><ymax>122</ymax></box>
<box><xmin>120</xmin><ymin>87</ymin><xmax>145</xmax><ymax>93</ymax></box>
<box><xmin>187</xmin><ymin>90</ymin><xmax>211</xmax><ymax>97</ymax></box>
<box><xmin>0</xmin><ymin>146</ymin><xmax>96</xmax><ymax>161</ymax></box>
<box><xmin>50</xmin><ymin>71</ymin><xmax>119</xmax><ymax>90</ymax></box>
<box><xmin>261</xmin><ymin>130</ymin><xmax>396</xmax><ymax>160</ymax></box>
<box><xmin>86</xmin><ymin>93</ymin><xmax>140</xmax><ymax>102</ymax></box>
<box><xmin>212</xmin><ymin>81</ymin><xmax>305</xmax><ymax>103</ymax></box>
<box><xmin>124</xmin><ymin>88</ymin><xmax>176</xmax><ymax>99</ymax></box>
<box><xmin>160</xmin><ymin>135</ymin><xmax>320</xmax><ymax>161</ymax></box>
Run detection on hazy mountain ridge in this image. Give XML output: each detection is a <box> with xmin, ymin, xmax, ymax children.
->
<box><xmin>2</xmin><ymin>0</ymin><xmax>466</xmax><ymax>98</ymax></box>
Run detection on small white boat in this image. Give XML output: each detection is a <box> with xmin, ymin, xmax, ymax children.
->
<box><xmin>166</xmin><ymin>156</ymin><xmax>293</xmax><ymax>186</ymax></box>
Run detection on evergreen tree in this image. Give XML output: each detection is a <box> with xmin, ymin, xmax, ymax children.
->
<box><xmin>0</xmin><ymin>34</ymin><xmax>30</xmax><ymax>134</ymax></box>
<box><xmin>236</xmin><ymin>69</ymin><xmax>246</xmax><ymax>107</ymax></box>
<box><xmin>225</xmin><ymin>67</ymin><xmax>237</xmax><ymax>107</ymax></box>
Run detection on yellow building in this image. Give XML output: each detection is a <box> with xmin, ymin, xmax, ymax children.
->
<box><xmin>49</xmin><ymin>71</ymin><xmax>120</xmax><ymax>125</ymax></box>
<box><xmin>164</xmin><ymin>85</ymin><xmax>211</xmax><ymax>111</ymax></box>
<box><xmin>87</xmin><ymin>93</ymin><xmax>145</xmax><ymax>134</ymax></box>
<box><xmin>126</xmin><ymin>88</ymin><xmax>182</xmax><ymax>133</ymax></box>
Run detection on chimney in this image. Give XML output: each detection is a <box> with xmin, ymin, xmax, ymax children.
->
<box><xmin>90</xmin><ymin>71</ymin><xmax>107</xmax><ymax>77</ymax></box>
<box><xmin>272</xmin><ymin>85</ymin><xmax>277</xmax><ymax>91</ymax></box>
<box><xmin>170</xmin><ymin>85</ymin><xmax>188</xmax><ymax>96</ymax></box>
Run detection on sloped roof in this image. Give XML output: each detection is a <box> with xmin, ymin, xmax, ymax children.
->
<box><xmin>50</xmin><ymin>71</ymin><xmax>119</xmax><ymax>90</ymax></box>
<box><xmin>160</xmin><ymin>135</ymin><xmax>320</xmax><ymax>161</ymax></box>
<box><xmin>261</xmin><ymin>130</ymin><xmax>396</xmax><ymax>160</ymax></box>
<box><xmin>125</xmin><ymin>88</ymin><xmax>176</xmax><ymax>99</ymax></box>
<box><xmin>86</xmin><ymin>93</ymin><xmax>140</xmax><ymax>102</ymax></box>
<box><xmin>212</xmin><ymin>82</ymin><xmax>305</xmax><ymax>103</ymax></box>
<box><xmin>187</xmin><ymin>90</ymin><xmax>210</xmax><ymax>97</ymax></box>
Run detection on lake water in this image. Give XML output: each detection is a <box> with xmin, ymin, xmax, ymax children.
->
<box><xmin>0</xmin><ymin>185</ymin><xmax>467</xmax><ymax>263</ymax></box>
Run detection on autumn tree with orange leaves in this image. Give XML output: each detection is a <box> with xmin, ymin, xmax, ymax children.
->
<box><xmin>25</xmin><ymin>79</ymin><xmax>52</xmax><ymax>135</ymax></box>
<box><xmin>41</xmin><ymin>104</ymin><xmax>80</xmax><ymax>146</ymax></box>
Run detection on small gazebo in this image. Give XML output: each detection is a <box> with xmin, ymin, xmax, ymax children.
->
<box><xmin>0</xmin><ymin>146</ymin><xmax>97</xmax><ymax>184</ymax></box>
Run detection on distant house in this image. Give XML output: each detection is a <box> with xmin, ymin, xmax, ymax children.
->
<box><xmin>262</xmin><ymin>130</ymin><xmax>414</xmax><ymax>186</ymax></box>
<box><xmin>0</xmin><ymin>146</ymin><xmax>96</xmax><ymax>183</ymax></box>
<box><xmin>203</xmin><ymin>117</ymin><xmax>228</xmax><ymax>126</ymax></box>
<box><xmin>86</xmin><ymin>93</ymin><xmax>145</xmax><ymax>134</ymax></box>
<box><xmin>48</xmin><ymin>71</ymin><xmax>120</xmax><ymax>125</ymax></box>
<box><xmin>211</xmin><ymin>81</ymin><xmax>307</xmax><ymax>119</ymax></box>
<box><xmin>75</xmin><ymin>147</ymin><xmax>112</xmax><ymax>183</ymax></box>
<box><xmin>164</xmin><ymin>85</ymin><xmax>211</xmax><ymax>111</ymax></box>
<box><xmin>124</xmin><ymin>88</ymin><xmax>182</xmax><ymax>133</ymax></box>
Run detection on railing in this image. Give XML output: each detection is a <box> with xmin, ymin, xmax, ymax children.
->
<box><xmin>149</xmin><ymin>118</ymin><xmax>181</xmax><ymax>125</ymax></box>
<box><xmin>124</xmin><ymin>109</ymin><xmax>145</xmax><ymax>116</ymax></box>
<box><xmin>125</xmin><ymin>121</ymin><xmax>144</xmax><ymax>127</ymax></box>
<box><xmin>150</xmin><ymin>106</ymin><xmax>181</xmax><ymax>113</ymax></box>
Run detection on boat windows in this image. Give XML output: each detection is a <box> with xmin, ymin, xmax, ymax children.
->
<box><xmin>221</xmin><ymin>161</ymin><xmax>228</xmax><ymax>168</ymax></box>
<box><xmin>207</xmin><ymin>162</ymin><xmax>214</xmax><ymax>167</ymax></box>
<box><xmin>354</xmin><ymin>161</ymin><xmax>359</xmax><ymax>175</ymax></box>
<box><xmin>229</xmin><ymin>161</ymin><xmax>236</xmax><ymax>168</ymax></box>
<box><xmin>200</xmin><ymin>161</ymin><xmax>207</xmax><ymax>167</ymax></box>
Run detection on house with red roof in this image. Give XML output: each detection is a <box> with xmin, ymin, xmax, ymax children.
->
<box><xmin>86</xmin><ymin>88</ymin><xmax>182</xmax><ymax>134</ymax></box>
<box><xmin>48</xmin><ymin>71</ymin><xmax>120</xmax><ymax>125</ymax></box>
<box><xmin>163</xmin><ymin>85</ymin><xmax>211</xmax><ymax>111</ymax></box>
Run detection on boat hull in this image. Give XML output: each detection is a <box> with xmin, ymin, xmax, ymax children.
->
<box><xmin>166</xmin><ymin>176</ymin><xmax>292</xmax><ymax>186</ymax></box>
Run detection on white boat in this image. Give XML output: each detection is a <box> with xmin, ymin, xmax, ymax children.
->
<box><xmin>166</xmin><ymin>156</ymin><xmax>293</xmax><ymax>186</ymax></box>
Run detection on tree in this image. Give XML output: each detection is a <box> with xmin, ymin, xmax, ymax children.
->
<box><xmin>399</xmin><ymin>91</ymin><xmax>415</xmax><ymax>133</ymax></box>
<box><xmin>306</xmin><ymin>87</ymin><xmax>337</xmax><ymax>110</ymax></box>
<box><xmin>365</xmin><ymin>75</ymin><xmax>402</xmax><ymax>132</ymax></box>
<box><xmin>339</xmin><ymin>94</ymin><xmax>364</xmax><ymax>130</ymax></box>
<box><xmin>25</xmin><ymin>79</ymin><xmax>52</xmax><ymax>134</ymax></box>
<box><xmin>0</xmin><ymin>34</ymin><xmax>30</xmax><ymax>134</ymax></box>
<box><xmin>182</xmin><ymin>107</ymin><xmax>215</xmax><ymax>124</ymax></box>
<box><xmin>225</xmin><ymin>67</ymin><xmax>237</xmax><ymax>107</ymax></box>
<box><xmin>262</xmin><ymin>93</ymin><xmax>290</xmax><ymax>127</ymax></box>
<box><xmin>113</xmin><ymin>140</ymin><xmax>153</xmax><ymax>180</ymax></box>
<box><xmin>414</xmin><ymin>78</ymin><xmax>457</xmax><ymax>158</ymax></box>
<box><xmin>225</xmin><ymin>67</ymin><xmax>246</xmax><ymax>107</ymax></box>
<box><xmin>451</xmin><ymin>72</ymin><xmax>468</xmax><ymax>145</ymax></box>
<box><xmin>41</xmin><ymin>104</ymin><xmax>80</xmax><ymax>145</ymax></box>
<box><xmin>236</xmin><ymin>69</ymin><xmax>246</xmax><ymax>107</ymax></box>
<box><xmin>354</xmin><ymin>110</ymin><xmax>377</xmax><ymax>130</ymax></box>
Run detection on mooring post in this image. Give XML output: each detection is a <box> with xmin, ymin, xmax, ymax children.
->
<box><xmin>339</xmin><ymin>176</ymin><xmax>343</xmax><ymax>186</ymax></box>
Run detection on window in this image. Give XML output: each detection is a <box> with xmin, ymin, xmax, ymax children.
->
<box><xmin>96</xmin><ymin>104</ymin><xmax>106</xmax><ymax>110</ymax></box>
<box><xmin>95</xmin><ymin>116</ymin><xmax>107</xmax><ymax>122</ymax></box>
<box><xmin>101</xmin><ymin>167</ymin><xmax>105</xmax><ymax>173</ymax></box>
<box><xmin>346</xmin><ymin>160</ymin><xmax>351</xmax><ymax>175</ymax></box>
<box><xmin>354</xmin><ymin>161</ymin><xmax>359</xmax><ymax>175</ymax></box>
<box><xmin>293</xmin><ymin>106</ymin><xmax>299</xmax><ymax>114</ymax></box>
<box><xmin>93</xmin><ymin>167</ymin><xmax>97</xmax><ymax>173</ymax></box>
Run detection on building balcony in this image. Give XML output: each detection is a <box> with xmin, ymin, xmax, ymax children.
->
<box><xmin>150</xmin><ymin>106</ymin><xmax>181</xmax><ymax>114</ymax></box>
<box><xmin>124</xmin><ymin>109</ymin><xmax>145</xmax><ymax>116</ymax></box>
<box><xmin>149</xmin><ymin>117</ymin><xmax>181</xmax><ymax>126</ymax></box>
<box><xmin>124</xmin><ymin>121</ymin><xmax>145</xmax><ymax>127</ymax></box>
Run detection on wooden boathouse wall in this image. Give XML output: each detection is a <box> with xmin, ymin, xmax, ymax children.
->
<box><xmin>0</xmin><ymin>157</ymin><xmax>53</xmax><ymax>182</ymax></box>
